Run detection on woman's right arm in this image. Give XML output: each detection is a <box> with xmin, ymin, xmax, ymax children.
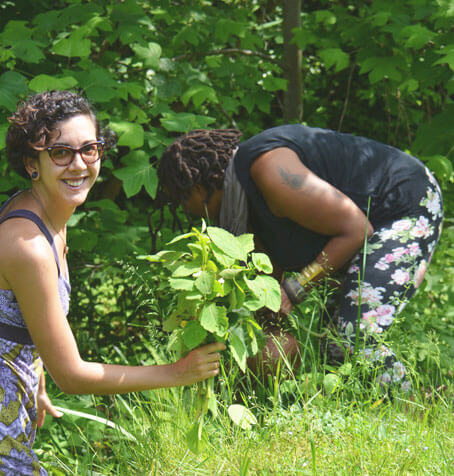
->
<box><xmin>4</xmin><ymin>229</ymin><xmax>224</xmax><ymax>395</ymax></box>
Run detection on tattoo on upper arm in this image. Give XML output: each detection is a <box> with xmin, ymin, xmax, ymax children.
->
<box><xmin>278</xmin><ymin>167</ymin><xmax>305</xmax><ymax>190</ymax></box>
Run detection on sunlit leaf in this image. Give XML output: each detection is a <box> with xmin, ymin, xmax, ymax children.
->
<box><xmin>113</xmin><ymin>151</ymin><xmax>157</xmax><ymax>198</ymax></box>
<box><xmin>199</xmin><ymin>303</ymin><xmax>228</xmax><ymax>337</ymax></box>
<box><xmin>194</xmin><ymin>270</ymin><xmax>215</xmax><ymax>295</ymax></box>
<box><xmin>227</xmin><ymin>404</ymin><xmax>257</xmax><ymax>430</ymax></box>
<box><xmin>229</xmin><ymin>328</ymin><xmax>247</xmax><ymax>372</ymax></box>
<box><xmin>207</xmin><ymin>227</ymin><xmax>248</xmax><ymax>261</ymax></box>
<box><xmin>109</xmin><ymin>122</ymin><xmax>144</xmax><ymax>149</ymax></box>
<box><xmin>251</xmin><ymin>253</ymin><xmax>273</xmax><ymax>274</ymax></box>
<box><xmin>29</xmin><ymin>75</ymin><xmax>78</xmax><ymax>92</ymax></box>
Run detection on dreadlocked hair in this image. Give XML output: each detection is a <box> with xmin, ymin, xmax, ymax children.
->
<box><xmin>158</xmin><ymin>129</ymin><xmax>242</xmax><ymax>204</ymax></box>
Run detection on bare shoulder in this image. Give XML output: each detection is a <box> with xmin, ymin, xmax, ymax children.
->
<box><xmin>249</xmin><ymin>147</ymin><xmax>311</xmax><ymax>215</ymax></box>
<box><xmin>250</xmin><ymin>147</ymin><xmax>303</xmax><ymax>177</ymax></box>
<box><xmin>0</xmin><ymin>217</ymin><xmax>56</xmax><ymax>287</ymax></box>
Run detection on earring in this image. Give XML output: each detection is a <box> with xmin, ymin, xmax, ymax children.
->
<box><xmin>31</xmin><ymin>171</ymin><xmax>39</xmax><ymax>180</ymax></box>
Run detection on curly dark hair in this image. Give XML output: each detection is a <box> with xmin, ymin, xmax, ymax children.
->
<box><xmin>158</xmin><ymin>129</ymin><xmax>242</xmax><ymax>204</ymax></box>
<box><xmin>6</xmin><ymin>90</ymin><xmax>117</xmax><ymax>178</ymax></box>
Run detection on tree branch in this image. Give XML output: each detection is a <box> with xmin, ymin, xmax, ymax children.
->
<box><xmin>172</xmin><ymin>48</ymin><xmax>281</xmax><ymax>66</ymax></box>
<box><xmin>338</xmin><ymin>61</ymin><xmax>355</xmax><ymax>132</ymax></box>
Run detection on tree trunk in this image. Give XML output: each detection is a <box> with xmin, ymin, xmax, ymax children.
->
<box><xmin>283</xmin><ymin>0</ymin><xmax>302</xmax><ymax>123</ymax></box>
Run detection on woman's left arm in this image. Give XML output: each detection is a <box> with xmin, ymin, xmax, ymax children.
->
<box><xmin>37</xmin><ymin>370</ymin><xmax>62</xmax><ymax>427</ymax></box>
<box><xmin>250</xmin><ymin>147</ymin><xmax>374</xmax><ymax>276</ymax></box>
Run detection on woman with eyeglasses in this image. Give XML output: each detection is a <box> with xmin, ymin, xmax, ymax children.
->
<box><xmin>0</xmin><ymin>91</ymin><xmax>224</xmax><ymax>474</ymax></box>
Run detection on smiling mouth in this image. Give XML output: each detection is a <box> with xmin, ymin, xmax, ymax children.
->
<box><xmin>63</xmin><ymin>178</ymin><xmax>87</xmax><ymax>187</ymax></box>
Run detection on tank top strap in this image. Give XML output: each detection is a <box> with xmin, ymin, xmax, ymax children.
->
<box><xmin>0</xmin><ymin>209</ymin><xmax>61</xmax><ymax>276</ymax></box>
<box><xmin>0</xmin><ymin>190</ymin><xmax>23</xmax><ymax>214</ymax></box>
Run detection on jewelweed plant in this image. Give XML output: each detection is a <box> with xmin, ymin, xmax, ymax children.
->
<box><xmin>141</xmin><ymin>222</ymin><xmax>281</xmax><ymax>451</ymax></box>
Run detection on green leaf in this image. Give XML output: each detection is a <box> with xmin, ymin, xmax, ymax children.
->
<box><xmin>0</xmin><ymin>21</ymin><xmax>45</xmax><ymax>63</ymax></box>
<box><xmin>167</xmin><ymin>232</ymin><xmax>195</xmax><ymax>245</ymax></box>
<box><xmin>371</xmin><ymin>11</ymin><xmax>392</xmax><ymax>27</ymax></box>
<box><xmin>219</xmin><ymin>268</ymin><xmax>244</xmax><ymax>279</ymax></box>
<box><xmin>399</xmin><ymin>79</ymin><xmax>419</xmax><ymax>93</ymax></box>
<box><xmin>52</xmin><ymin>33</ymin><xmax>92</xmax><ymax>58</ymax></box>
<box><xmin>319</xmin><ymin>48</ymin><xmax>350</xmax><ymax>72</ymax></box>
<box><xmin>132</xmin><ymin>42</ymin><xmax>162</xmax><ymax>68</ymax></box>
<box><xmin>291</xmin><ymin>28</ymin><xmax>317</xmax><ymax>49</ymax></box>
<box><xmin>113</xmin><ymin>152</ymin><xmax>158</xmax><ymax>198</ymax></box>
<box><xmin>199</xmin><ymin>303</ymin><xmax>229</xmax><ymax>337</ymax></box>
<box><xmin>194</xmin><ymin>270</ymin><xmax>215</xmax><ymax>295</ymax></box>
<box><xmin>399</xmin><ymin>25</ymin><xmax>434</xmax><ymax>49</ymax></box>
<box><xmin>85</xmin><ymin>199</ymin><xmax>123</xmax><ymax>212</ymax></box>
<box><xmin>425</xmin><ymin>155</ymin><xmax>453</xmax><ymax>181</ymax></box>
<box><xmin>183</xmin><ymin>321</ymin><xmax>207</xmax><ymax>349</ymax></box>
<box><xmin>207</xmin><ymin>226</ymin><xmax>247</xmax><ymax>261</ymax></box>
<box><xmin>168</xmin><ymin>278</ymin><xmax>194</xmax><ymax>291</ymax></box>
<box><xmin>53</xmin><ymin>405</ymin><xmax>135</xmax><ymax>441</ymax></box>
<box><xmin>211</xmin><ymin>243</ymin><xmax>236</xmax><ymax>267</ymax></box>
<box><xmin>237</xmin><ymin>234</ymin><xmax>255</xmax><ymax>255</ymax></box>
<box><xmin>109</xmin><ymin>121</ymin><xmax>144</xmax><ymax>149</ymax></box>
<box><xmin>323</xmin><ymin>373</ymin><xmax>341</xmax><ymax>394</ymax></box>
<box><xmin>251</xmin><ymin>253</ymin><xmax>273</xmax><ymax>274</ymax></box>
<box><xmin>13</xmin><ymin>40</ymin><xmax>45</xmax><ymax>64</ymax></box>
<box><xmin>229</xmin><ymin>285</ymin><xmax>246</xmax><ymax>310</ymax></box>
<box><xmin>227</xmin><ymin>404</ymin><xmax>257</xmax><ymax>430</ymax></box>
<box><xmin>242</xmin><ymin>293</ymin><xmax>262</xmax><ymax>312</ymax></box>
<box><xmin>262</xmin><ymin>76</ymin><xmax>288</xmax><ymax>92</ymax></box>
<box><xmin>68</xmin><ymin>229</ymin><xmax>98</xmax><ymax>252</ymax></box>
<box><xmin>186</xmin><ymin>421</ymin><xmax>206</xmax><ymax>454</ymax></box>
<box><xmin>0</xmin><ymin>71</ymin><xmax>28</xmax><ymax>111</ymax></box>
<box><xmin>181</xmin><ymin>85</ymin><xmax>218</xmax><ymax>108</ymax></box>
<box><xmin>173</xmin><ymin>25</ymin><xmax>200</xmax><ymax>46</ymax></box>
<box><xmin>244</xmin><ymin>275</ymin><xmax>281</xmax><ymax>312</ymax></box>
<box><xmin>315</xmin><ymin>10</ymin><xmax>337</xmax><ymax>25</ymax></box>
<box><xmin>359</xmin><ymin>57</ymin><xmax>402</xmax><ymax>83</ymax></box>
<box><xmin>163</xmin><ymin>315</ymin><xmax>179</xmax><ymax>332</ymax></box>
<box><xmin>229</xmin><ymin>327</ymin><xmax>247</xmax><ymax>372</ymax></box>
<box><xmin>1</xmin><ymin>21</ymin><xmax>32</xmax><ymax>43</ymax></box>
<box><xmin>344</xmin><ymin>322</ymin><xmax>355</xmax><ymax>338</ymax></box>
<box><xmin>434</xmin><ymin>45</ymin><xmax>454</xmax><ymax>70</ymax></box>
<box><xmin>69</xmin><ymin>65</ymin><xmax>118</xmax><ymax>103</ymax></box>
<box><xmin>338</xmin><ymin>363</ymin><xmax>352</xmax><ymax>376</ymax></box>
<box><xmin>214</xmin><ymin>19</ymin><xmax>244</xmax><ymax>42</ymax></box>
<box><xmin>172</xmin><ymin>261</ymin><xmax>202</xmax><ymax>277</ymax></box>
<box><xmin>160</xmin><ymin>112</ymin><xmax>216</xmax><ymax>133</ymax></box>
<box><xmin>29</xmin><ymin>75</ymin><xmax>78</xmax><ymax>92</ymax></box>
<box><xmin>0</xmin><ymin>124</ymin><xmax>8</xmax><ymax>150</ymax></box>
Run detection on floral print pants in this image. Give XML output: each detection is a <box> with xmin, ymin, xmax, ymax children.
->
<box><xmin>335</xmin><ymin>168</ymin><xmax>443</xmax><ymax>392</ymax></box>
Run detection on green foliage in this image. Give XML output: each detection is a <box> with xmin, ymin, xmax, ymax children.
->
<box><xmin>0</xmin><ymin>0</ymin><xmax>452</xmax><ymax>264</ymax></box>
<box><xmin>0</xmin><ymin>0</ymin><xmax>453</xmax><ymax>469</ymax></box>
<box><xmin>142</xmin><ymin>224</ymin><xmax>279</xmax><ymax>371</ymax></box>
<box><xmin>140</xmin><ymin>222</ymin><xmax>280</xmax><ymax>451</ymax></box>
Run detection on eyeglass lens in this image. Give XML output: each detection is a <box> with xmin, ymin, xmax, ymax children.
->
<box><xmin>48</xmin><ymin>142</ymin><xmax>103</xmax><ymax>164</ymax></box>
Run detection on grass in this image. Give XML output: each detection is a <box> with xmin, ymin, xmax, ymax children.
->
<box><xmin>38</xmin><ymin>379</ymin><xmax>454</xmax><ymax>475</ymax></box>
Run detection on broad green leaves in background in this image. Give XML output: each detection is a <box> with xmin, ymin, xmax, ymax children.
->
<box><xmin>0</xmin><ymin>0</ymin><xmax>452</xmax><ymax>233</ymax></box>
<box><xmin>0</xmin><ymin>71</ymin><xmax>27</xmax><ymax>111</ymax></box>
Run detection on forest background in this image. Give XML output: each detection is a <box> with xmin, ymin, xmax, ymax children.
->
<box><xmin>0</xmin><ymin>0</ymin><xmax>453</xmax><ymax>474</ymax></box>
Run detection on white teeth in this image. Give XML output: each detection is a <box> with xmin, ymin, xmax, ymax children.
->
<box><xmin>64</xmin><ymin>178</ymin><xmax>85</xmax><ymax>187</ymax></box>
